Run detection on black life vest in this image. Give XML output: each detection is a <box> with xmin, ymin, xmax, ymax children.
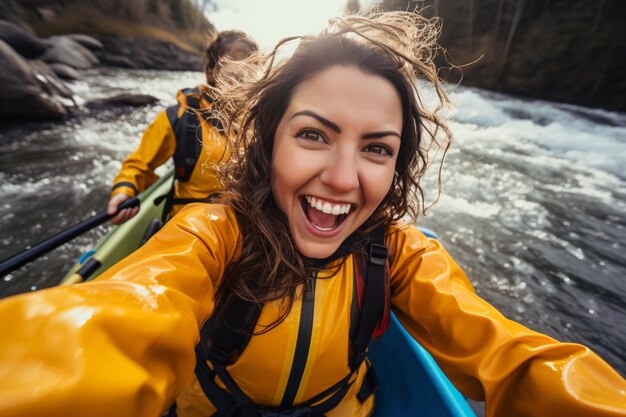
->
<box><xmin>192</xmin><ymin>227</ymin><xmax>390</xmax><ymax>417</ymax></box>
<box><xmin>159</xmin><ymin>87</ymin><xmax>225</xmax><ymax>219</ymax></box>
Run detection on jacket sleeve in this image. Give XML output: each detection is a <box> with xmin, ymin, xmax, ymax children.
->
<box><xmin>0</xmin><ymin>204</ymin><xmax>240</xmax><ymax>417</ymax></box>
<box><xmin>111</xmin><ymin>108</ymin><xmax>178</xmax><ymax>197</ymax></box>
<box><xmin>387</xmin><ymin>225</ymin><xmax>626</xmax><ymax>417</ymax></box>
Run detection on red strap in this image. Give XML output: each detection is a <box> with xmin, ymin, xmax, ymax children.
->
<box><xmin>354</xmin><ymin>258</ymin><xmax>364</xmax><ymax>310</ymax></box>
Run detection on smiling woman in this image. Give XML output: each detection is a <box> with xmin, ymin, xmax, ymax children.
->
<box><xmin>211</xmin><ymin>16</ymin><xmax>450</xmax><ymax>339</ymax></box>
<box><xmin>271</xmin><ymin>66</ymin><xmax>402</xmax><ymax>258</ymax></box>
<box><xmin>0</xmin><ymin>8</ymin><xmax>625</xmax><ymax>417</ymax></box>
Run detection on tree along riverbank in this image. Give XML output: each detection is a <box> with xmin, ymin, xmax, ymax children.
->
<box><xmin>380</xmin><ymin>0</ymin><xmax>626</xmax><ymax>112</ymax></box>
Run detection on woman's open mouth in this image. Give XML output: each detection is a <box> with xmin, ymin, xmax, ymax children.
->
<box><xmin>301</xmin><ymin>196</ymin><xmax>352</xmax><ymax>232</ymax></box>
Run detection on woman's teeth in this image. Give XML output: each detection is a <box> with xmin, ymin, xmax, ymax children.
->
<box><xmin>305</xmin><ymin>196</ymin><xmax>351</xmax><ymax>215</ymax></box>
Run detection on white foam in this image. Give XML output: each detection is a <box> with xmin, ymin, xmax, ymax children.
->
<box><xmin>451</xmin><ymin>87</ymin><xmax>626</xmax><ymax>179</ymax></box>
<box><xmin>437</xmin><ymin>195</ymin><xmax>501</xmax><ymax>218</ymax></box>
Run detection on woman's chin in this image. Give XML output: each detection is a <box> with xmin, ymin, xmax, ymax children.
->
<box><xmin>295</xmin><ymin>240</ymin><xmax>340</xmax><ymax>260</ymax></box>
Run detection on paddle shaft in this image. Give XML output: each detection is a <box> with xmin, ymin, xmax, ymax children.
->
<box><xmin>0</xmin><ymin>197</ymin><xmax>140</xmax><ymax>277</ymax></box>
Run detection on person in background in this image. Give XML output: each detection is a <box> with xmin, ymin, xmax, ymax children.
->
<box><xmin>0</xmin><ymin>10</ymin><xmax>625</xmax><ymax>417</ymax></box>
<box><xmin>107</xmin><ymin>30</ymin><xmax>258</xmax><ymax>224</ymax></box>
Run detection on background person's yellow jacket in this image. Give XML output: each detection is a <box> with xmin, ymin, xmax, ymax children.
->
<box><xmin>111</xmin><ymin>88</ymin><xmax>227</xmax><ymax>217</ymax></box>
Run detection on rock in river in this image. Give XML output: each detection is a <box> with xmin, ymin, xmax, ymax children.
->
<box><xmin>85</xmin><ymin>93</ymin><xmax>159</xmax><ymax>109</ymax></box>
<box><xmin>0</xmin><ymin>39</ymin><xmax>73</xmax><ymax>121</ymax></box>
<box><xmin>0</xmin><ymin>20</ymin><xmax>46</xmax><ymax>59</ymax></box>
<box><xmin>42</xmin><ymin>36</ymin><xmax>99</xmax><ymax>69</ymax></box>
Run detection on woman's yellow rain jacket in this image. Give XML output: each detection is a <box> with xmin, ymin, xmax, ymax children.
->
<box><xmin>0</xmin><ymin>204</ymin><xmax>624</xmax><ymax>417</ymax></box>
<box><xmin>110</xmin><ymin>88</ymin><xmax>227</xmax><ymax>217</ymax></box>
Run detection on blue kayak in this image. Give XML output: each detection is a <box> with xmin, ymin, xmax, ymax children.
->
<box><xmin>369</xmin><ymin>313</ymin><xmax>476</xmax><ymax>416</ymax></box>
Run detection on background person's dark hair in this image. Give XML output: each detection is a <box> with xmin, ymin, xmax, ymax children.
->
<box><xmin>204</xmin><ymin>30</ymin><xmax>258</xmax><ymax>79</ymax></box>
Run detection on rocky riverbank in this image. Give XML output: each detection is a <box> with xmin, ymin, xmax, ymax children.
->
<box><xmin>0</xmin><ymin>0</ymin><xmax>207</xmax><ymax>124</ymax></box>
<box><xmin>93</xmin><ymin>35</ymin><xmax>202</xmax><ymax>71</ymax></box>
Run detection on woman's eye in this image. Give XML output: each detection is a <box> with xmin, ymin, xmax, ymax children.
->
<box><xmin>366</xmin><ymin>144</ymin><xmax>394</xmax><ymax>156</ymax></box>
<box><xmin>298</xmin><ymin>129</ymin><xmax>324</xmax><ymax>142</ymax></box>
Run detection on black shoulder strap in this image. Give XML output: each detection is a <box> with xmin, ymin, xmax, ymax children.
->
<box><xmin>165</xmin><ymin>104</ymin><xmax>179</xmax><ymax>127</ymax></box>
<box><xmin>195</xmin><ymin>297</ymin><xmax>264</xmax><ymax>414</ymax></box>
<box><xmin>172</xmin><ymin>87</ymin><xmax>225</xmax><ymax>183</ymax></box>
<box><xmin>173</xmin><ymin>92</ymin><xmax>203</xmax><ymax>182</ymax></box>
<box><xmin>350</xmin><ymin>226</ymin><xmax>387</xmax><ymax>371</ymax></box>
<box><xmin>199</xmin><ymin>297</ymin><xmax>263</xmax><ymax>365</ymax></box>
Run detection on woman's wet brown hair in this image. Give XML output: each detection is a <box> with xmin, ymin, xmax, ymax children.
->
<box><xmin>211</xmin><ymin>10</ymin><xmax>452</xmax><ymax>330</ymax></box>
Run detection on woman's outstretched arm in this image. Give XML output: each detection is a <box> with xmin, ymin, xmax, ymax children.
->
<box><xmin>387</xmin><ymin>224</ymin><xmax>626</xmax><ymax>417</ymax></box>
<box><xmin>0</xmin><ymin>204</ymin><xmax>241</xmax><ymax>417</ymax></box>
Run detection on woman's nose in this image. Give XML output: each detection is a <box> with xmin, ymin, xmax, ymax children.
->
<box><xmin>319</xmin><ymin>148</ymin><xmax>359</xmax><ymax>193</ymax></box>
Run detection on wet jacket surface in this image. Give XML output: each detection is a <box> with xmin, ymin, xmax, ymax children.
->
<box><xmin>111</xmin><ymin>87</ymin><xmax>227</xmax><ymax>216</ymax></box>
<box><xmin>0</xmin><ymin>204</ymin><xmax>624</xmax><ymax>417</ymax></box>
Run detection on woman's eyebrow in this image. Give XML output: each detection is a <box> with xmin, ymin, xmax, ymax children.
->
<box><xmin>291</xmin><ymin>110</ymin><xmax>400</xmax><ymax>140</ymax></box>
<box><xmin>291</xmin><ymin>110</ymin><xmax>341</xmax><ymax>133</ymax></box>
<box><xmin>362</xmin><ymin>131</ymin><xmax>401</xmax><ymax>140</ymax></box>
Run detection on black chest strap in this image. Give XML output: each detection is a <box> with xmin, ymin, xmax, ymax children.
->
<box><xmin>193</xmin><ymin>227</ymin><xmax>388</xmax><ymax>417</ymax></box>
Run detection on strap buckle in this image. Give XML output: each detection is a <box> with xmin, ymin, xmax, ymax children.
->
<box><xmin>369</xmin><ymin>243</ymin><xmax>387</xmax><ymax>266</ymax></box>
<box><xmin>207</xmin><ymin>346</ymin><xmax>231</xmax><ymax>365</ymax></box>
<box><xmin>356</xmin><ymin>361</ymin><xmax>378</xmax><ymax>403</ymax></box>
<box><xmin>350</xmin><ymin>351</ymin><xmax>368</xmax><ymax>371</ymax></box>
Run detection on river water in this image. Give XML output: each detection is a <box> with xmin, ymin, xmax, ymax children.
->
<box><xmin>1</xmin><ymin>67</ymin><xmax>625</xmax><ymax>390</ymax></box>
